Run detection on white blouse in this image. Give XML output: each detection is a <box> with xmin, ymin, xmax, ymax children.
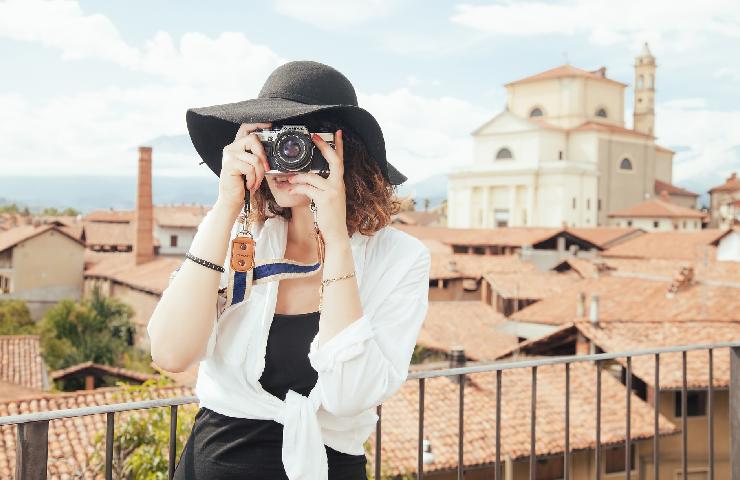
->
<box><xmin>148</xmin><ymin>207</ymin><xmax>431</xmax><ymax>480</ymax></box>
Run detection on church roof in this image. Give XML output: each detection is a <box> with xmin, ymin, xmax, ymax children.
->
<box><xmin>654</xmin><ymin>179</ymin><xmax>699</xmax><ymax>198</ymax></box>
<box><xmin>504</xmin><ymin>64</ymin><xmax>628</xmax><ymax>88</ymax></box>
<box><xmin>709</xmin><ymin>172</ymin><xmax>740</xmax><ymax>193</ymax></box>
<box><xmin>608</xmin><ymin>192</ymin><xmax>705</xmax><ymax>219</ymax></box>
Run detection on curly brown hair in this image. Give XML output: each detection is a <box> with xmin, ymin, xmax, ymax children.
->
<box><xmin>248</xmin><ymin>112</ymin><xmax>403</xmax><ymax>236</ymax></box>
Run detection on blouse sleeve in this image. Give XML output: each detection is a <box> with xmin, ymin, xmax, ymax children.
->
<box><xmin>306</xmin><ymin>244</ymin><xmax>431</xmax><ymax>417</ymax></box>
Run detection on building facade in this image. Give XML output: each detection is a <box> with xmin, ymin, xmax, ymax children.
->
<box><xmin>448</xmin><ymin>43</ymin><xmax>686</xmax><ymax>229</ymax></box>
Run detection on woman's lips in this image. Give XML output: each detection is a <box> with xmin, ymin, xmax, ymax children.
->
<box><xmin>272</xmin><ymin>174</ymin><xmax>294</xmax><ymax>190</ymax></box>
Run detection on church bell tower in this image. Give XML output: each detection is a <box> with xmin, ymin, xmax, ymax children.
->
<box><xmin>633</xmin><ymin>42</ymin><xmax>656</xmax><ymax>136</ymax></box>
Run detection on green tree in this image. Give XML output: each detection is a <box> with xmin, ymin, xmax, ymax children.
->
<box><xmin>90</xmin><ymin>378</ymin><xmax>197</xmax><ymax>480</ymax></box>
<box><xmin>41</xmin><ymin>206</ymin><xmax>80</xmax><ymax>216</ymax></box>
<box><xmin>0</xmin><ymin>299</ymin><xmax>37</xmax><ymax>334</ymax></box>
<box><xmin>39</xmin><ymin>286</ymin><xmax>135</xmax><ymax>372</ymax></box>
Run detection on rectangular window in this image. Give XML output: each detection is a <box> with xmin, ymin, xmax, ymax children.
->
<box><xmin>586</xmin><ymin>198</ymin><xmax>591</xmax><ymax>210</ymax></box>
<box><xmin>598</xmin><ymin>198</ymin><xmax>602</xmax><ymax>211</ymax></box>
<box><xmin>572</xmin><ymin>197</ymin><xmax>576</xmax><ymax>209</ymax></box>
<box><xmin>604</xmin><ymin>443</ymin><xmax>635</xmax><ymax>474</ymax></box>
<box><xmin>627</xmin><ymin>220</ymin><xmax>633</xmax><ymax>227</ymax></box>
<box><xmin>0</xmin><ymin>275</ymin><xmax>9</xmax><ymax>294</ymax></box>
<box><xmin>675</xmin><ymin>391</ymin><xmax>707</xmax><ymax>417</ymax></box>
<box><xmin>558</xmin><ymin>150</ymin><xmax>563</xmax><ymax>160</ymax></box>
<box><xmin>494</xmin><ymin>209</ymin><xmax>510</xmax><ymax>227</ymax></box>
<box><xmin>170</xmin><ymin>235</ymin><xmax>178</xmax><ymax>247</ymax></box>
<box><xmin>653</xmin><ymin>220</ymin><xmax>660</xmax><ymax>228</ymax></box>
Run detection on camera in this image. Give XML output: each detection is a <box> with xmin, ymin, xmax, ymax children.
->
<box><xmin>254</xmin><ymin>125</ymin><xmax>334</xmax><ymax>177</ymax></box>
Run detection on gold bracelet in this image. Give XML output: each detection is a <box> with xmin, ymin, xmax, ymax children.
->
<box><xmin>318</xmin><ymin>271</ymin><xmax>356</xmax><ymax>313</ymax></box>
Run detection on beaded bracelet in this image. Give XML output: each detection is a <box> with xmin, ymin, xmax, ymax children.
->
<box><xmin>318</xmin><ymin>271</ymin><xmax>356</xmax><ymax>313</ymax></box>
<box><xmin>185</xmin><ymin>251</ymin><xmax>225</xmax><ymax>273</ymax></box>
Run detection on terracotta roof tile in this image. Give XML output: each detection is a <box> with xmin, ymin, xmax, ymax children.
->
<box><xmin>483</xmin><ymin>270</ymin><xmax>581</xmax><ymax>299</ymax></box>
<box><xmin>569</xmin><ymin>121</ymin><xmax>653</xmax><ymax>138</ymax></box>
<box><xmin>604</xmin><ymin>229</ymin><xmax>729</xmax><ymax>260</ymax></box>
<box><xmin>504</xmin><ymin>64</ymin><xmax>628</xmax><ymax>88</ymax></box>
<box><xmin>392</xmin><ymin>210</ymin><xmax>444</xmax><ymax>226</ymax></box>
<box><xmin>418</xmin><ymin>302</ymin><xmax>517</xmax><ymax>361</ymax></box>
<box><xmin>655</xmin><ymin>145</ymin><xmax>675</xmax><ymax>155</ymax></box>
<box><xmin>397</xmin><ymin>225</ymin><xmax>563</xmax><ymax>248</ymax></box>
<box><xmin>0</xmin><ymin>336</ymin><xmax>47</xmax><ymax>390</ymax></box>
<box><xmin>510</xmin><ymin>275</ymin><xmax>740</xmax><ymax>325</ymax></box>
<box><xmin>577</xmin><ymin>321</ymin><xmax>740</xmax><ymax>389</ymax></box>
<box><xmin>84</xmin><ymin>205</ymin><xmax>210</xmax><ymax>228</ymax></box>
<box><xmin>708</xmin><ymin>172</ymin><xmax>740</xmax><ymax>193</ymax></box>
<box><xmin>84</xmin><ymin>254</ymin><xmax>183</xmax><ymax>295</ymax></box>
<box><xmin>0</xmin><ymin>384</ymin><xmax>193</xmax><ymax>478</ymax></box>
<box><xmin>430</xmin><ymin>253</ymin><xmax>538</xmax><ymax>280</ymax></box>
<box><xmin>604</xmin><ymin>257</ymin><xmax>740</xmax><ymax>283</ymax></box>
<box><xmin>50</xmin><ymin>362</ymin><xmax>158</xmax><ymax>383</ymax></box>
<box><xmin>564</xmin><ymin>227</ymin><xmax>643</xmax><ymax>249</ymax></box>
<box><xmin>367</xmin><ymin>362</ymin><xmax>676</xmax><ymax>476</ymax></box>
<box><xmin>654</xmin><ymin>179</ymin><xmax>698</xmax><ymax>198</ymax></box>
<box><xmin>0</xmin><ymin>225</ymin><xmax>85</xmax><ymax>253</ymax></box>
<box><xmin>608</xmin><ymin>196</ymin><xmax>704</xmax><ymax>219</ymax></box>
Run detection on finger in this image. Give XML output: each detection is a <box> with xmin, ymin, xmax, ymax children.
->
<box><xmin>231</xmin><ymin>133</ymin><xmax>270</xmax><ymax>171</ymax></box>
<box><xmin>242</xmin><ymin>122</ymin><xmax>272</xmax><ymax>133</ymax></box>
<box><xmin>312</xmin><ymin>130</ymin><xmax>344</xmax><ymax>183</ymax></box>
<box><xmin>234</xmin><ymin>123</ymin><xmax>251</xmax><ymax>140</ymax></box>
<box><xmin>234</xmin><ymin>152</ymin><xmax>265</xmax><ymax>191</ymax></box>
<box><xmin>287</xmin><ymin>172</ymin><xmax>330</xmax><ymax>191</ymax></box>
<box><xmin>287</xmin><ymin>183</ymin><xmax>322</xmax><ymax>200</ymax></box>
<box><xmin>233</xmin><ymin>161</ymin><xmax>257</xmax><ymax>194</ymax></box>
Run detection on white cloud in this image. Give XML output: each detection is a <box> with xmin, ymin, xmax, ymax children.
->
<box><xmin>655</xmin><ymin>99</ymin><xmax>740</xmax><ymax>188</ymax></box>
<box><xmin>272</xmin><ymin>0</ymin><xmax>397</xmax><ymax>28</ymax></box>
<box><xmin>360</xmin><ymin>88</ymin><xmax>492</xmax><ymax>184</ymax></box>
<box><xmin>0</xmin><ymin>0</ymin><xmax>490</xmax><ymax>186</ymax></box>
<box><xmin>451</xmin><ymin>0</ymin><xmax>740</xmax><ymax>51</ymax></box>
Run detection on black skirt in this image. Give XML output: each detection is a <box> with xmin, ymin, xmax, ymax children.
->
<box><xmin>173</xmin><ymin>311</ymin><xmax>368</xmax><ymax>480</ymax></box>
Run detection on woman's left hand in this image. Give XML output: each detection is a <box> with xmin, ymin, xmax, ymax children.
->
<box><xmin>287</xmin><ymin>129</ymin><xmax>349</xmax><ymax>246</ymax></box>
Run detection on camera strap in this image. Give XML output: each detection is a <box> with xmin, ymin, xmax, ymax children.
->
<box><xmin>222</xmin><ymin>176</ymin><xmax>326</xmax><ymax>312</ymax></box>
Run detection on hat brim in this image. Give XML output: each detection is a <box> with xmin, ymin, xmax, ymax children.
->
<box><xmin>185</xmin><ymin>97</ymin><xmax>407</xmax><ymax>186</ymax></box>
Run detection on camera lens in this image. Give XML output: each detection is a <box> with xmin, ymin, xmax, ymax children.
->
<box><xmin>280</xmin><ymin>137</ymin><xmax>302</xmax><ymax>159</ymax></box>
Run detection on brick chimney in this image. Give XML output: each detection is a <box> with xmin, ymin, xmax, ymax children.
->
<box><xmin>134</xmin><ymin>146</ymin><xmax>155</xmax><ymax>265</ymax></box>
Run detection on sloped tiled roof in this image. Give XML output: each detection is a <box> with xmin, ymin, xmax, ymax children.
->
<box><xmin>397</xmin><ymin>225</ymin><xmax>565</xmax><ymax>248</ymax></box>
<box><xmin>430</xmin><ymin>253</ymin><xmax>539</xmax><ymax>280</ymax></box>
<box><xmin>0</xmin><ymin>335</ymin><xmax>47</xmax><ymax>390</ymax></box>
<box><xmin>84</xmin><ymin>254</ymin><xmax>183</xmax><ymax>295</ymax></box>
<box><xmin>392</xmin><ymin>210</ymin><xmax>444</xmax><ymax>227</ymax></box>
<box><xmin>367</xmin><ymin>362</ymin><xmax>676</xmax><ymax>476</ymax></box>
<box><xmin>483</xmin><ymin>270</ymin><xmax>581</xmax><ymax>300</ymax></box>
<box><xmin>510</xmin><ymin>275</ymin><xmax>740</xmax><ymax>325</ymax></box>
<box><xmin>608</xmin><ymin>196</ymin><xmax>704</xmax><ymax>219</ymax></box>
<box><xmin>504</xmin><ymin>64</ymin><xmax>628</xmax><ymax>88</ymax></box>
<box><xmin>604</xmin><ymin>229</ymin><xmax>730</xmax><ymax>260</ymax></box>
<box><xmin>84</xmin><ymin>205</ymin><xmax>210</xmax><ymax>228</ymax></box>
<box><xmin>654</xmin><ymin>179</ymin><xmax>698</xmax><ymax>198</ymax></box>
<box><xmin>564</xmin><ymin>227</ymin><xmax>643</xmax><ymax>249</ymax></box>
<box><xmin>709</xmin><ymin>172</ymin><xmax>740</xmax><ymax>193</ymax></box>
<box><xmin>604</xmin><ymin>257</ymin><xmax>740</xmax><ymax>284</ymax></box>
<box><xmin>578</xmin><ymin>321</ymin><xmax>740</xmax><ymax>389</ymax></box>
<box><xmin>570</xmin><ymin>121</ymin><xmax>653</xmax><ymax>139</ymax></box>
<box><xmin>417</xmin><ymin>302</ymin><xmax>517</xmax><ymax>361</ymax></box>
<box><xmin>0</xmin><ymin>224</ymin><xmax>85</xmax><ymax>253</ymax></box>
<box><xmin>50</xmin><ymin>361</ymin><xmax>159</xmax><ymax>384</ymax></box>
<box><xmin>0</xmin><ymin>384</ymin><xmax>193</xmax><ymax>478</ymax></box>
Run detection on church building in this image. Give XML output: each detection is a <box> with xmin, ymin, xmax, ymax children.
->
<box><xmin>448</xmin><ymin>43</ymin><xmax>690</xmax><ymax>228</ymax></box>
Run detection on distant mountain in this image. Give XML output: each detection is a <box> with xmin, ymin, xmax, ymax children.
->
<box><xmin>0</xmin><ymin>173</ymin><xmax>448</xmax><ymax>215</ymax></box>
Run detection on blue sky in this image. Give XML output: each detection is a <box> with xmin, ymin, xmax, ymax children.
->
<box><xmin>1</xmin><ymin>0</ymin><xmax>739</xmax><ymax>193</ymax></box>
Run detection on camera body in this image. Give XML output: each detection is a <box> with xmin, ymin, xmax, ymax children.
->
<box><xmin>254</xmin><ymin>125</ymin><xmax>334</xmax><ymax>177</ymax></box>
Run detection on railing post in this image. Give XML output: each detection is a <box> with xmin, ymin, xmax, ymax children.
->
<box><xmin>731</xmin><ymin>346</ymin><xmax>740</xmax><ymax>480</ymax></box>
<box><xmin>15</xmin><ymin>421</ymin><xmax>49</xmax><ymax>480</ymax></box>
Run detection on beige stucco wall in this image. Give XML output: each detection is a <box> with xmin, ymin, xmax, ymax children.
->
<box><xmin>608</xmin><ymin>216</ymin><xmax>702</xmax><ymax>231</ymax></box>
<box><xmin>595</xmin><ymin>135</ymin><xmax>656</xmax><ymax>226</ymax></box>
<box><xmin>2</xmin><ymin>229</ymin><xmax>84</xmax><ymax>319</ymax></box>
<box><xmin>506</xmin><ymin>77</ymin><xmax>625</xmax><ymax>129</ymax></box>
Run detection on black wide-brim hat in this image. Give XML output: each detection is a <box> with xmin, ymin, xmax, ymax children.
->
<box><xmin>185</xmin><ymin>60</ymin><xmax>407</xmax><ymax>185</ymax></box>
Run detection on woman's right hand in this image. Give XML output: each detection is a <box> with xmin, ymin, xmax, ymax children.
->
<box><xmin>218</xmin><ymin>122</ymin><xmax>272</xmax><ymax>210</ymax></box>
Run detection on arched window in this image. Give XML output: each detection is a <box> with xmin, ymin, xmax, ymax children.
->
<box><xmin>649</xmin><ymin>74</ymin><xmax>654</xmax><ymax>88</ymax></box>
<box><xmin>619</xmin><ymin>157</ymin><xmax>633</xmax><ymax>171</ymax></box>
<box><xmin>529</xmin><ymin>107</ymin><xmax>543</xmax><ymax>117</ymax></box>
<box><xmin>637</xmin><ymin>75</ymin><xmax>644</xmax><ymax>89</ymax></box>
<box><xmin>595</xmin><ymin>107</ymin><xmax>608</xmax><ymax>118</ymax></box>
<box><xmin>495</xmin><ymin>147</ymin><xmax>513</xmax><ymax>160</ymax></box>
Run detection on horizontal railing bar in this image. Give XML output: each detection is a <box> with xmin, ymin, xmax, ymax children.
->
<box><xmin>408</xmin><ymin>342</ymin><xmax>740</xmax><ymax>380</ymax></box>
<box><xmin>0</xmin><ymin>395</ymin><xmax>199</xmax><ymax>426</ymax></box>
<box><xmin>3</xmin><ymin>342</ymin><xmax>738</xmax><ymax>427</ymax></box>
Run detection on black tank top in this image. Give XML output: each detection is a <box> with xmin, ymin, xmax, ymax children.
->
<box><xmin>178</xmin><ymin>311</ymin><xmax>367</xmax><ymax>478</ymax></box>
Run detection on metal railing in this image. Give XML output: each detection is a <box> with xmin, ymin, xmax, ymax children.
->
<box><xmin>2</xmin><ymin>342</ymin><xmax>740</xmax><ymax>479</ymax></box>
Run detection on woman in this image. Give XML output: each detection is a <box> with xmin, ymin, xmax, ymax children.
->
<box><xmin>147</xmin><ymin>61</ymin><xmax>431</xmax><ymax>480</ymax></box>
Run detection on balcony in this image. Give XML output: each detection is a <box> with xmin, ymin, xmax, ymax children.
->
<box><xmin>2</xmin><ymin>342</ymin><xmax>739</xmax><ymax>479</ymax></box>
